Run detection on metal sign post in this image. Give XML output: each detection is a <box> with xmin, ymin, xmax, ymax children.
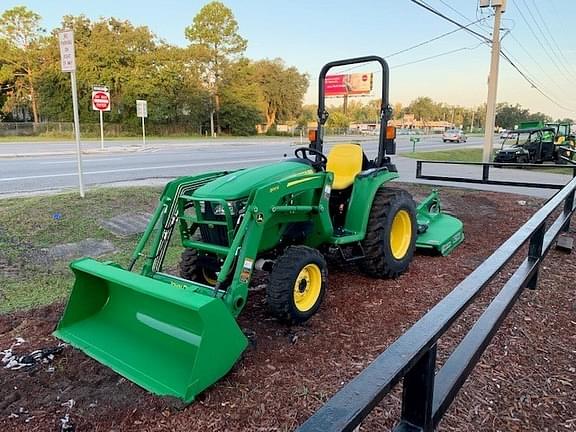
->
<box><xmin>59</xmin><ymin>30</ymin><xmax>84</xmax><ymax>198</ymax></box>
<box><xmin>92</xmin><ymin>86</ymin><xmax>110</xmax><ymax>151</ymax></box>
<box><xmin>136</xmin><ymin>100</ymin><xmax>148</xmax><ymax>146</ymax></box>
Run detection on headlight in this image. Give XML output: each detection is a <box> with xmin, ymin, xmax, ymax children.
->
<box><xmin>211</xmin><ymin>202</ymin><xmax>228</xmax><ymax>216</ymax></box>
<box><xmin>211</xmin><ymin>200</ymin><xmax>247</xmax><ymax>216</ymax></box>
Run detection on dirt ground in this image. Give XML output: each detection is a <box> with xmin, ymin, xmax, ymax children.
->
<box><xmin>0</xmin><ymin>185</ymin><xmax>574</xmax><ymax>432</ymax></box>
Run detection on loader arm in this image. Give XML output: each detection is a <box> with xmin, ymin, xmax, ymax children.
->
<box><xmin>171</xmin><ymin>171</ymin><xmax>334</xmax><ymax>316</ymax></box>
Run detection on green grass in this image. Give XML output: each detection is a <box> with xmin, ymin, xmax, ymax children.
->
<box><xmin>401</xmin><ymin>148</ymin><xmax>482</xmax><ymax>162</ymax></box>
<box><xmin>0</xmin><ymin>186</ymin><xmax>185</xmax><ymax>314</ymax></box>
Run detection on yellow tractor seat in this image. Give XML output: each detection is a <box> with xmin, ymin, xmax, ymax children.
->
<box><xmin>326</xmin><ymin>143</ymin><xmax>363</xmax><ymax>190</ymax></box>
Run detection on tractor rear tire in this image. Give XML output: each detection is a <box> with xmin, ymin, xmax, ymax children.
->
<box><xmin>359</xmin><ymin>188</ymin><xmax>417</xmax><ymax>278</ymax></box>
<box><xmin>267</xmin><ymin>246</ymin><xmax>327</xmax><ymax>324</ymax></box>
<box><xmin>179</xmin><ymin>249</ymin><xmax>218</xmax><ymax>286</ymax></box>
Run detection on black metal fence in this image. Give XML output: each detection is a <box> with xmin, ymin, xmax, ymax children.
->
<box><xmin>298</xmin><ymin>174</ymin><xmax>576</xmax><ymax>432</ymax></box>
<box><xmin>416</xmin><ymin>160</ymin><xmax>576</xmax><ymax>189</ymax></box>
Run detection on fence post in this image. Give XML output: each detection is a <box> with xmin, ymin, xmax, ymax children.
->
<box><xmin>482</xmin><ymin>164</ymin><xmax>490</xmax><ymax>182</ymax></box>
<box><xmin>562</xmin><ymin>190</ymin><xmax>575</xmax><ymax>233</ymax></box>
<box><xmin>397</xmin><ymin>344</ymin><xmax>437</xmax><ymax>431</ymax></box>
<box><xmin>527</xmin><ymin>222</ymin><xmax>546</xmax><ymax>289</ymax></box>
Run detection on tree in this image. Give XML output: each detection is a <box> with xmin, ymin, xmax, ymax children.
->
<box><xmin>0</xmin><ymin>6</ymin><xmax>46</xmax><ymax>122</ymax></box>
<box><xmin>185</xmin><ymin>1</ymin><xmax>247</xmax><ymax>134</ymax></box>
<box><xmin>219</xmin><ymin>58</ymin><xmax>263</xmax><ymax>135</ymax></box>
<box><xmin>252</xmin><ymin>58</ymin><xmax>308</xmax><ymax>130</ymax></box>
<box><xmin>408</xmin><ymin>97</ymin><xmax>437</xmax><ymax>122</ymax></box>
<box><xmin>326</xmin><ymin>111</ymin><xmax>350</xmax><ymax>129</ymax></box>
<box><xmin>495</xmin><ymin>103</ymin><xmax>530</xmax><ymax>129</ymax></box>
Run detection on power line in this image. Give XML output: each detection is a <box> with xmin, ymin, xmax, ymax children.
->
<box><xmin>386</xmin><ymin>16</ymin><xmax>490</xmax><ymax>58</ymax></box>
<box><xmin>391</xmin><ymin>43</ymin><xmax>484</xmax><ymax>69</ymax></box>
<box><xmin>325</xmin><ymin>15</ymin><xmax>492</xmax><ymax>77</ymax></box>
<box><xmin>507</xmin><ymin>32</ymin><xmax>567</xmax><ymax>95</ymax></box>
<box><xmin>500</xmin><ymin>51</ymin><xmax>575</xmax><ymax>111</ymax></box>
<box><xmin>410</xmin><ymin>0</ymin><xmax>575</xmax><ymax>113</ymax></box>
<box><xmin>409</xmin><ymin>0</ymin><xmax>491</xmax><ymax>43</ymax></box>
<box><xmin>511</xmin><ymin>0</ymin><xmax>576</xmax><ymax>86</ymax></box>
<box><xmin>526</xmin><ymin>0</ymin><xmax>576</xmax><ymax>78</ymax></box>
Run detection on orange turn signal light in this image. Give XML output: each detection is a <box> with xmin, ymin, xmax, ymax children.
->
<box><xmin>386</xmin><ymin>126</ymin><xmax>396</xmax><ymax>140</ymax></box>
<box><xmin>308</xmin><ymin>129</ymin><xmax>317</xmax><ymax>142</ymax></box>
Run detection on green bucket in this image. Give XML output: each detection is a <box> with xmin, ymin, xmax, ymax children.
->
<box><xmin>54</xmin><ymin>258</ymin><xmax>247</xmax><ymax>403</ymax></box>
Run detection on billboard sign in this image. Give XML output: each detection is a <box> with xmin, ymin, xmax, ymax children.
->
<box><xmin>325</xmin><ymin>73</ymin><xmax>373</xmax><ymax>97</ymax></box>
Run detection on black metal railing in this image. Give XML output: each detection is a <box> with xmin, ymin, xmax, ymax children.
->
<box><xmin>559</xmin><ymin>146</ymin><xmax>576</xmax><ymax>165</ymax></box>
<box><xmin>415</xmin><ymin>160</ymin><xmax>576</xmax><ymax>189</ymax></box>
<box><xmin>297</xmin><ymin>175</ymin><xmax>576</xmax><ymax>432</ymax></box>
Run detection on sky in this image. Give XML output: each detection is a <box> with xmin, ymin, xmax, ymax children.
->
<box><xmin>3</xmin><ymin>0</ymin><xmax>576</xmax><ymax>119</ymax></box>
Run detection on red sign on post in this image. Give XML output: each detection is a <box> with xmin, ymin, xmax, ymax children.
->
<box><xmin>92</xmin><ymin>91</ymin><xmax>111</xmax><ymax>111</ymax></box>
<box><xmin>325</xmin><ymin>73</ymin><xmax>373</xmax><ymax>97</ymax></box>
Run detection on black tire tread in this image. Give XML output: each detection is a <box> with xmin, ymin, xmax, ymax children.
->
<box><xmin>179</xmin><ymin>248</ymin><xmax>201</xmax><ymax>281</ymax></box>
<box><xmin>359</xmin><ymin>188</ymin><xmax>417</xmax><ymax>279</ymax></box>
<box><xmin>267</xmin><ymin>246</ymin><xmax>327</xmax><ymax>324</ymax></box>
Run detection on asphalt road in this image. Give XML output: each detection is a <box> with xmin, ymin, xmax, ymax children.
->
<box><xmin>0</xmin><ymin>135</ymin><xmax>484</xmax><ymax>195</ymax></box>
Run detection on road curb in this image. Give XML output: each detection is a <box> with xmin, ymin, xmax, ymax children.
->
<box><xmin>0</xmin><ymin>147</ymin><xmax>144</xmax><ymax>159</ymax></box>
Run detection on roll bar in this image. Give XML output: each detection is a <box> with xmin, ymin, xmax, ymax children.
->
<box><xmin>312</xmin><ymin>56</ymin><xmax>393</xmax><ymax>167</ymax></box>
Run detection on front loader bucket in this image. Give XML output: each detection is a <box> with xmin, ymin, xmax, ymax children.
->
<box><xmin>416</xmin><ymin>191</ymin><xmax>464</xmax><ymax>256</ymax></box>
<box><xmin>53</xmin><ymin>258</ymin><xmax>247</xmax><ymax>403</ymax></box>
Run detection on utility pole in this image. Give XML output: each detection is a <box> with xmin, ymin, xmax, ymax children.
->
<box><xmin>481</xmin><ymin>0</ymin><xmax>506</xmax><ymax>162</ymax></box>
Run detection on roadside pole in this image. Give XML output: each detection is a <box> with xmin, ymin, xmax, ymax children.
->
<box><xmin>59</xmin><ymin>30</ymin><xmax>85</xmax><ymax>198</ymax></box>
<box><xmin>99</xmin><ymin>110</ymin><xmax>104</xmax><ymax>150</ymax></box>
<box><xmin>481</xmin><ymin>0</ymin><xmax>506</xmax><ymax>162</ymax></box>
<box><xmin>142</xmin><ymin>116</ymin><xmax>146</xmax><ymax>145</ymax></box>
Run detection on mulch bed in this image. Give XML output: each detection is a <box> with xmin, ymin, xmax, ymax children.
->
<box><xmin>0</xmin><ymin>185</ymin><xmax>574</xmax><ymax>431</ymax></box>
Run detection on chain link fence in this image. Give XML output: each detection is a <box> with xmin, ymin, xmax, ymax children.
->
<box><xmin>0</xmin><ymin>122</ymin><xmax>372</xmax><ymax>138</ymax></box>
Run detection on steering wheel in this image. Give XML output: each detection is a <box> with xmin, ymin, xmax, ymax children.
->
<box><xmin>294</xmin><ymin>147</ymin><xmax>328</xmax><ymax>170</ymax></box>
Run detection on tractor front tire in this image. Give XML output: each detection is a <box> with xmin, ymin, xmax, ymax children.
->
<box><xmin>267</xmin><ymin>246</ymin><xmax>327</xmax><ymax>324</ymax></box>
<box><xmin>359</xmin><ymin>188</ymin><xmax>417</xmax><ymax>278</ymax></box>
<box><xmin>179</xmin><ymin>249</ymin><xmax>218</xmax><ymax>286</ymax></box>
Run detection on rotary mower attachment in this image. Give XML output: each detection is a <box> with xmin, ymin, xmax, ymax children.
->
<box><xmin>416</xmin><ymin>189</ymin><xmax>464</xmax><ymax>256</ymax></box>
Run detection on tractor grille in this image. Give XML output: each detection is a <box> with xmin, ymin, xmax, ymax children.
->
<box><xmin>199</xmin><ymin>224</ymin><xmax>228</xmax><ymax>246</ymax></box>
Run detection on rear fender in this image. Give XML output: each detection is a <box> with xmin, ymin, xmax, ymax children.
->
<box><xmin>343</xmin><ymin>169</ymin><xmax>399</xmax><ymax>236</ymax></box>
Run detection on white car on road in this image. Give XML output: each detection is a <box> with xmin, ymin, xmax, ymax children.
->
<box><xmin>442</xmin><ymin>129</ymin><xmax>467</xmax><ymax>143</ymax></box>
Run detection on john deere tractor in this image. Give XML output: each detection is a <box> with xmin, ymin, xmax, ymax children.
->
<box><xmin>54</xmin><ymin>56</ymin><xmax>463</xmax><ymax>403</ymax></box>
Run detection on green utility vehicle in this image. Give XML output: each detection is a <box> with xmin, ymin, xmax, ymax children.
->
<box><xmin>54</xmin><ymin>56</ymin><xmax>464</xmax><ymax>403</ymax></box>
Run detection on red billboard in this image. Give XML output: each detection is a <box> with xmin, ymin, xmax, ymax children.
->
<box><xmin>325</xmin><ymin>73</ymin><xmax>373</xmax><ymax>97</ymax></box>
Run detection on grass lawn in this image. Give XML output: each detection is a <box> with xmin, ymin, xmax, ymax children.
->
<box><xmin>401</xmin><ymin>148</ymin><xmax>482</xmax><ymax>162</ymax></box>
<box><xmin>0</xmin><ymin>187</ymin><xmax>188</xmax><ymax>314</ymax></box>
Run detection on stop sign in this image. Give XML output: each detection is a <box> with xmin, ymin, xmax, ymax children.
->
<box><xmin>92</xmin><ymin>91</ymin><xmax>111</xmax><ymax>111</ymax></box>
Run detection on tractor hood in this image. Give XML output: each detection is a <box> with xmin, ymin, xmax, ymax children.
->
<box><xmin>193</xmin><ymin>160</ymin><xmax>314</xmax><ymax>200</ymax></box>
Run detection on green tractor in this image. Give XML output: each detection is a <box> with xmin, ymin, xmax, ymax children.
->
<box><xmin>54</xmin><ymin>56</ymin><xmax>464</xmax><ymax>403</ymax></box>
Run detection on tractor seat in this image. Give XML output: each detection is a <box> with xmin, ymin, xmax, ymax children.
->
<box><xmin>326</xmin><ymin>143</ymin><xmax>363</xmax><ymax>190</ymax></box>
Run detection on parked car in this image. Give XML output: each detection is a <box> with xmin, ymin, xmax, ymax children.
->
<box><xmin>442</xmin><ymin>129</ymin><xmax>467</xmax><ymax>143</ymax></box>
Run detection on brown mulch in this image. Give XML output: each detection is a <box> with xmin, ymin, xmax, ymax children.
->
<box><xmin>0</xmin><ymin>185</ymin><xmax>574</xmax><ymax>432</ymax></box>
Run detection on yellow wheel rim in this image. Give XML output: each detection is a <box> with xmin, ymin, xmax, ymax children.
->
<box><xmin>202</xmin><ymin>268</ymin><xmax>217</xmax><ymax>286</ymax></box>
<box><xmin>390</xmin><ymin>209</ymin><xmax>412</xmax><ymax>259</ymax></box>
<box><xmin>293</xmin><ymin>264</ymin><xmax>322</xmax><ymax>312</ymax></box>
